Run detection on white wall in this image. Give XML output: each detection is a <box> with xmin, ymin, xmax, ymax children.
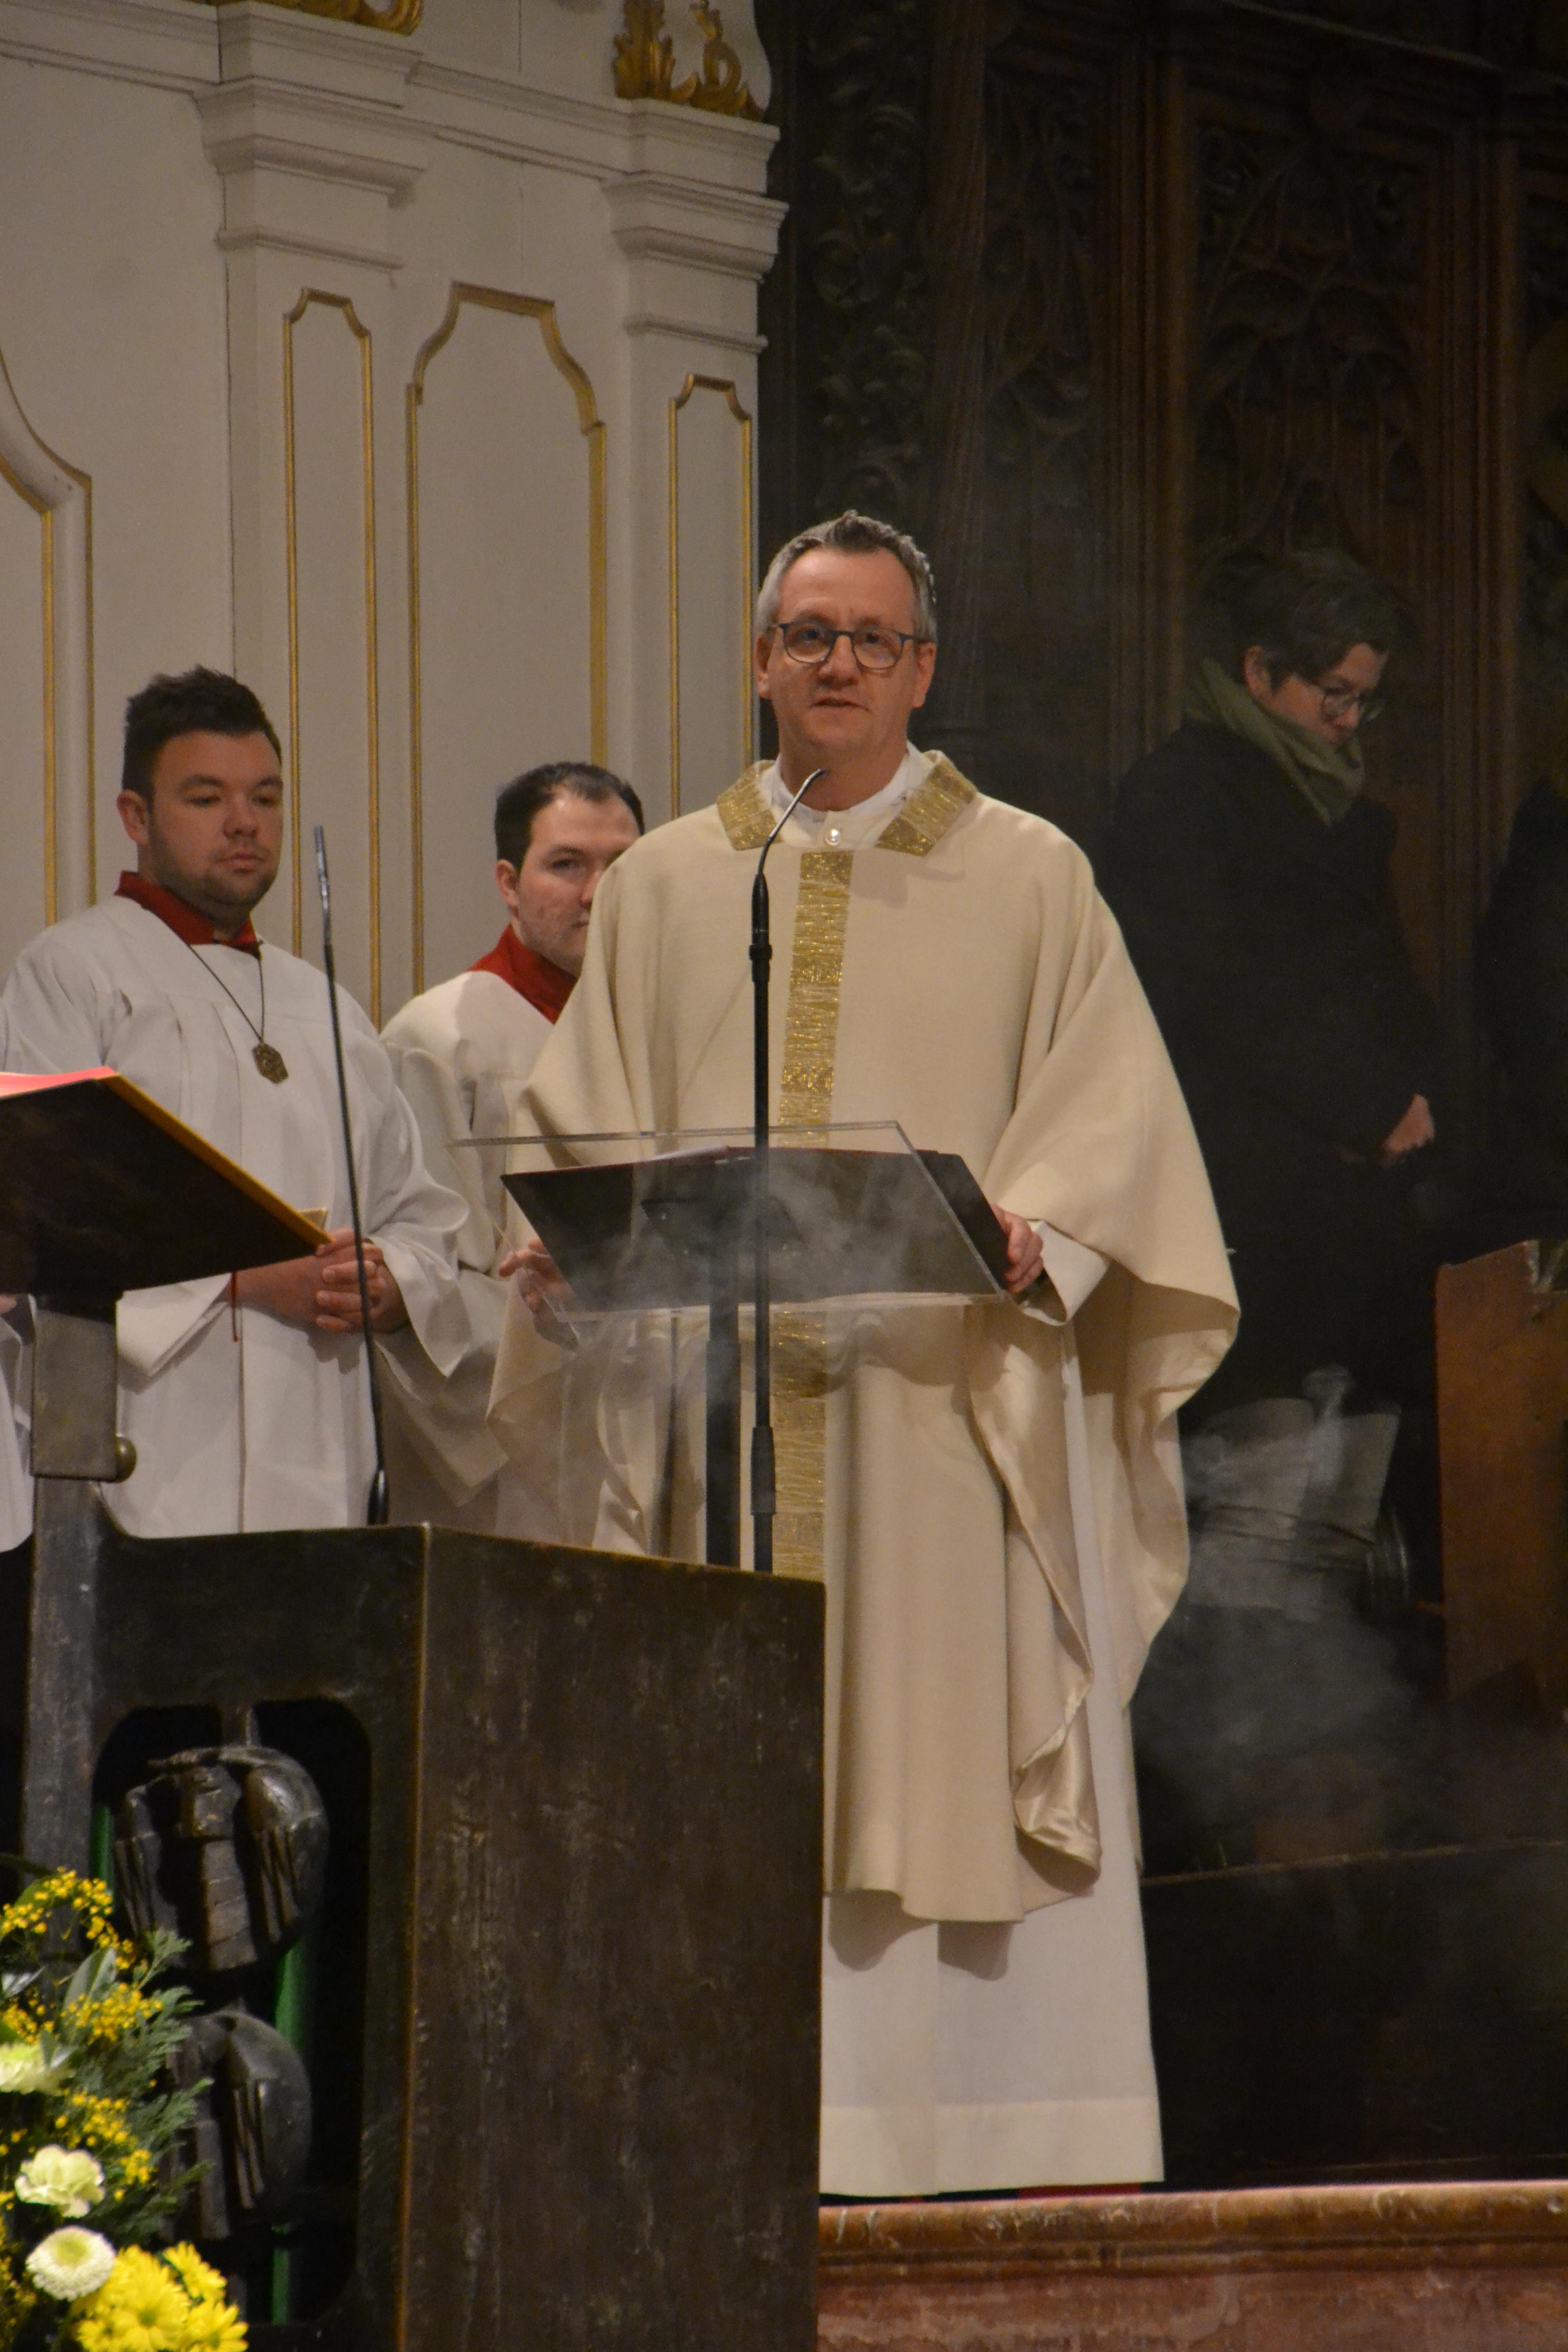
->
<box><xmin>0</xmin><ymin>0</ymin><xmax>781</xmax><ymax>1017</ymax></box>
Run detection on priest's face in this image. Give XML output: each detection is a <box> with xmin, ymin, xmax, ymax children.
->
<box><xmin>118</xmin><ymin>729</ymin><xmax>284</xmax><ymax>932</ymax></box>
<box><xmin>755</xmin><ymin>548</ymin><xmax>936</xmax><ymax>792</ymax></box>
<box><xmin>497</xmin><ymin>789</ymin><xmax>642</xmax><ymax>976</ymax></box>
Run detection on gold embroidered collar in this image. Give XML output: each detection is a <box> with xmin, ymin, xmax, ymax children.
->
<box><xmin>714</xmin><ymin>755</ymin><xmax>977</xmax><ymax>858</ymax></box>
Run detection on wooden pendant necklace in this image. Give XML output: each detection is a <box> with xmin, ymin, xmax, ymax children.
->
<box><xmin>183</xmin><ymin>936</ymin><xmax>289</xmax><ymax>1083</ymax></box>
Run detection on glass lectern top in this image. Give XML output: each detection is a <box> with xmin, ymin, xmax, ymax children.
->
<box><xmin>480</xmin><ymin>1121</ymin><xmax>1009</xmax><ymax>1317</ymax></box>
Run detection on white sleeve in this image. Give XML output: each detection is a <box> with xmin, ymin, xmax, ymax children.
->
<box><xmin>1031</xmin><ymin>1220</ymin><xmax>1109</xmax><ymax>1325</ymax></box>
<box><xmin>375</xmin><ymin>1036</ymin><xmax>514</xmax><ymax>1503</ymax></box>
<box><xmin>116</xmin><ymin>1278</ymin><xmax>231</xmax><ymax>1378</ymax></box>
<box><xmin>381</xmin><ymin>1041</ymin><xmax>500</xmax><ymax>1276</ymax></box>
<box><xmin>0</xmin><ymin>930</ymin><xmax>117</xmax><ymax>1074</ymax></box>
<box><xmin>343</xmin><ymin>1008</ymin><xmax>468</xmax><ymax>1376</ymax></box>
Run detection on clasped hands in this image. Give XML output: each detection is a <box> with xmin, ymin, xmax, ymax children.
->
<box><xmin>236</xmin><ymin>1228</ymin><xmax>408</xmax><ymax>1334</ymax></box>
<box><xmin>498</xmin><ymin>1204</ymin><xmax>1045</xmax><ymax>1320</ymax></box>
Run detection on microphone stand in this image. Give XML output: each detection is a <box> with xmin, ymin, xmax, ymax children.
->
<box><xmin>313</xmin><ymin>826</ymin><xmax>390</xmax><ymax>1527</ymax></box>
<box><xmin>749</xmin><ymin>766</ymin><xmax>826</xmax><ymax>1575</ymax></box>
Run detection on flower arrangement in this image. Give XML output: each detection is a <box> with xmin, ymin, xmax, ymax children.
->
<box><xmin>0</xmin><ymin>1868</ymin><xmax>246</xmax><ymax>2352</ymax></box>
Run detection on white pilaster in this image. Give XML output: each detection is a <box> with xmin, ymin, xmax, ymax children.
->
<box><xmin>607</xmin><ymin>104</ymin><xmax>782</xmax><ymax>817</ymax></box>
<box><xmin>198</xmin><ymin>4</ymin><xmax>427</xmax><ymax>1002</ymax></box>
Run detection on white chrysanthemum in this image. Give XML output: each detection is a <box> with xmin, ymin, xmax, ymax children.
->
<box><xmin>24</xmin><ymin>2226</ymin><xmax>117</xmax><ymax>2301</ymax></box>
<box><xmin>0</xmin><ymin>2043</ymin><xmax>63</xmax><ymax>2094</ymax></box>
<box><xmin>16</xmin><ymin>2145</ymin><xmax>105</xmax><ymax>2217</ymax></box>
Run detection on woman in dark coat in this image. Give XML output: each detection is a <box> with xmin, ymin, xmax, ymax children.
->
<box><xmin>1100</xmin><ymin>550</ymin><xmax>1442</xmax><ymax>1418</ymax></box>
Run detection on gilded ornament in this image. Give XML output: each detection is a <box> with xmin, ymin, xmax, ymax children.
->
<box><xmin>189</xmin><ymin>0</ymin><xmax>423</xmax><ymax>31</ymax></box>
<box><xmin>716</xmin><ymin>765</ymin><xmax>776</xmax><ymax>850</ymax></box>
<box><xmin>771</xmin><ymin>846</ymin><xmax>854</xmax><ymax>1580</ymax></box>
<box><xmin>874</xmin><ymin>755</ymin><xmax>976</xmax><ymax>856</ymax></box>
<box><xmin>614</xmin><ymin>1</ymin><xmax>764</xmax><ymax>120</ymax></box>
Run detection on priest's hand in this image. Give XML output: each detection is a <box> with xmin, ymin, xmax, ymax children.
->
<box><xmin>994</xmin><ymin>1208</ymin><xmax>1044</xmax><ymax>1296</ymax></box>
<box><xmin>235</xmin><ymin>1230</ymin><xmax>409</xmax><ymax>1334</ymax></box>
<box><xmin>497</xmin><ymin>1237</ymin><xmax>579</xmax><ymax>1348</ymax></box>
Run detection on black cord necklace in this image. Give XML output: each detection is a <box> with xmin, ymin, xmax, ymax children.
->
<box><xmin>180</xmin><ymin>934</ymin><xmax>289</xmax><ymax>1083</ymax></box>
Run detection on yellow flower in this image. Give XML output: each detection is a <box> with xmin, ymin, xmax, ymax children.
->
<box><xmin>163</xmin><ymin>2243</ymin><xmax>229</xmax><ymax>2305</ymax></box>
<box><xmin>73</xmin><ymin>2245</ymin><xmax>248</xmax><ymax>2352</ymax></box>
<box><xmin>0</xmin><ymin>2240</ymin><xmax>38</xmax><ymax>2335</ymax></box>
<box><xmin>175</xmin><ymin>2295</ymin><xmax>248</xmax><ymax>2351</ymax></box>
<box><xmin>74</xmin><ymin>2246</ymin><xmax>188</xmax><ymax>2352</ymax></box>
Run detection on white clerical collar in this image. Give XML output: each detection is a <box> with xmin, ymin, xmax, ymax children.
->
<box><xmin>761</xmin><ymin>743</ymin><xmax>932</xmax><ymax>850</ymax></box>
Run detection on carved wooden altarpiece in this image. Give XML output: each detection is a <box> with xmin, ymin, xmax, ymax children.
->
<box><xmin>755</xmin><ymin>2</ymin><xmax>1568</xmax><ymax>2321</ymax></box>
<box><xmin>759</xmin><ymin>0</ymin><xmax>1568</xmax><ymax>1135</ymax></box>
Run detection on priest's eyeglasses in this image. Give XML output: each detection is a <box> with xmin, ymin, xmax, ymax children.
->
<box><xmin>1314</xmin><ymin>679</ymin><xmax>1384</xmax><ymax>725</ymax></box>
<box><xmin>770</xmin><ymin>620</ymin><xmax>918</xmax><ymax>672</ymax></box>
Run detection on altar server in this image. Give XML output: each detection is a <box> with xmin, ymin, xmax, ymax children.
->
<box><xmin>379</xmin><ymin>762</ymin><xmax>642</xmax><ymax>1532</ymax></box>
<box><xmin>0</xmin><ymin>667</ymin><xmax>465</xmax><ymax>1538</ymax></box>
<box><xmin>492</xmin><ymin>513</ymin><xmax>1236</xmax><ymax>2195</ymax></box>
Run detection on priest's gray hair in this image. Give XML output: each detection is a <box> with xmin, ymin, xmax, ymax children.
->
<box><xmin>755</xmin><ymin>511</ymin><xmax>939</xmax><ymax>645</ymax></box>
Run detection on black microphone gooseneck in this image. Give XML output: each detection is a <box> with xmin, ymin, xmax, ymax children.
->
<box><xmin>750</xmin><ymin>766</ymin><xmax>827</xmax><ymax>1575</ymax></box>
<box><xmin>313</xmin><ymin>826</ymin><xmax>389</xmax><ymax>1527</ymax></box>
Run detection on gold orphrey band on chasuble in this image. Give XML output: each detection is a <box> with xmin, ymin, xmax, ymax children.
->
<box><xmin>713</xmin><ymin>757</ymin><xmax>977</xmax><ymax>1579</ymax></box>
<box><xmin>772</xmin><ymin>848</ymin><xmax>854</xmax><ymax>1581</ymax></box>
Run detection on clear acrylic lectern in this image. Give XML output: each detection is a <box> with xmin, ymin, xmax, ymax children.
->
<box><xmin>500</xmin><ymin>1122</ymin><xmax>1010</xmax><ymax>1568</ymax></box>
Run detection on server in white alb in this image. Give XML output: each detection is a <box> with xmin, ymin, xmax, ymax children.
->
<box><xmin>0</xmin><ymin>666</ymin><xmax>466</xmax><ymax>1537</ymax></box>
<box><xmin>379</xmin><ymin>759</ymin><xmax>643</xmax><ymax>1534</ymax></box>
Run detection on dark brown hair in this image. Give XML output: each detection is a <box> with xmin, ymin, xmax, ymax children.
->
<box><xmin>494</xmin><ymin>762</ymin><xmax>645</xmax><ymax>870</ymax></box>
<box><xmin>1210</xmin><ymin>548</ymin><xmax>1409</xmax><ymax>687</ymax></box>
<box><xmin>122</xmin><ymin>668</ymin><xmax>281</xmax><ymax>802</ymax></box>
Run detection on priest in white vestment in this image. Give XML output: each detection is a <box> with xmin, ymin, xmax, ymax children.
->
<box><xmin>0</xmin><ymin>667</ymin><xmax>465</xmax><ymax>1539</ymax></box>
<box><xmin>491</xmin><ymin>514</ymin><xmax>1237</xmax><ymax>2195</ymax></box>
<box><xmin>379</xmin><ymin>762</ymin><xmax>642</xmax><ymax>1534</ymax></box>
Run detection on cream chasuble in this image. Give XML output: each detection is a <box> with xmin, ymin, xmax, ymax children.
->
<box><xmin>380</xmin><ymin>971</ymin><xmax>557</xmax><ymax>1535</ymax></box>
<box><xmin>490</xmin><ymin>748</ymin><xmax>1236</xmax><ymax>2191</ymax></box>
<box><xmin>0</xmin><ymin>899</ymin><xmax>467</xmax><ymax>1537</ymax></box>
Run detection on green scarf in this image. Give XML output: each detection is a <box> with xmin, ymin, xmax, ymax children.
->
<box><xmin>1184</xmin><ymin>655</ymin><xmax>1363</xmax><ymax>828</ymax></box>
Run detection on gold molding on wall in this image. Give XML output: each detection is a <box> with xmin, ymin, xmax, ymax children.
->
<box><xmin>188</xmin><ymin>0</ymin><xmax>422</xmax><ymax>32</ymax></box>
<box><xmin>667</xmin><ymin>372</ymin><xmax>753</xmax><ymax>816</ymax></box>
<box><xmin>405</xmin><ymin>282</ymin><xmax>607</xmax><ymax>993</ymax></box>
<box><xmin>0</xmin><ymin>464</ymin><xmax>58</xmax><ymax>920</ymax></box>
<box><xmin>614</xmin><ymin>2</ymin><xmax>764</xmax><ymax>120</ymax></box>
<box><xmin>283</xmin><ymin>288</ymin><xmax>382</xmax><ymax>1018</ymax></box>
<box><xmin>0</xmin><ymin>377</ymin><xmax>93</xmax><ymax>931</ymax></box>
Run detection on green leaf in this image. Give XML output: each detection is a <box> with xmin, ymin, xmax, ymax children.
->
<box><xmin>61</xmin><ymin>1944</ymin><xmax>117</xmax><ymax>2010</ymax></box>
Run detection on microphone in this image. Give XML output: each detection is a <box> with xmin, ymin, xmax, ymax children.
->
<box><xmin>749</xmin><ymin>766</ymin><xmax>826</xmax><ymax>1575</ymax></box>
<box><xmin>312</xmin><ymin>826</ymin><xmax>389</xmax><ymax>1528</ymax></box>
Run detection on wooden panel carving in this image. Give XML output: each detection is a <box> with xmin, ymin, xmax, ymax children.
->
<box><xmin>1193</xmin><ymin>124</ymin><xmax>1426</xmax><ymax>568</ymax></box>
<box><xmin>1523</xmin><ymin>193</ymin><xmax>1568</xmax><ymax>789</ymax></box>
<box><xmin>979</xmin><ymin>43</ymin><xmax>1105</xmax><ymax>831</ymax></box>
<box><xmin>758</xmin><ymin>0</ymin><xmax>1568</xmax><ymax>1105</ymax></box>
<box><xmin>795</xmin><ymin>0</ymin><xmax>930</xmax><ymax>527</ymax></box>
<box><xmin>1235</xmin><ymin>1</ymin><xmax>1534</xmax><ymax>64</ymax></box>
<box><xmin>987</xmin><ymin>72</ymin><xmax>1094</xmax><ymax>543</ymax></box>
